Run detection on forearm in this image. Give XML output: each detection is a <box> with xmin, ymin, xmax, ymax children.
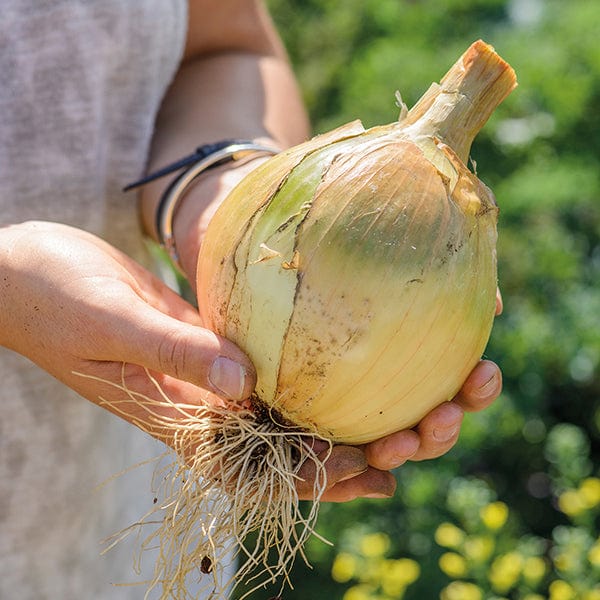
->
<box><xmin>139</xmin><ymin>10</ymin><xmax>310</xmax><ymax>282</ymax></box>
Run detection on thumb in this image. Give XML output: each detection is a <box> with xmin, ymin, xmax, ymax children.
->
<box><xmin>104</xmin><ymin>301</ymin><xmax>256</xmax><ymax>402</ymax></box>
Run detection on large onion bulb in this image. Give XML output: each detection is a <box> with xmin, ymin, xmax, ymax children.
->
<box><xmin>197</xmin><ymin>40</ymin><xmax>516</xmax><ymax>444</ymax></box>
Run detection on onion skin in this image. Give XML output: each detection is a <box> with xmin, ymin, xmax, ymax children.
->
<box><xmin>197</xmin><ymin>41</ymin><xmax>516</xmax><ymax>444</ymax></box>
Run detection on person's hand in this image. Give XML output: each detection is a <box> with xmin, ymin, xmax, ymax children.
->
<box><xmin>0</xmin><ymin>221</ymin><xmax>256</xmax><ymax>439</ymax></box>
<box><xmin>296</xmin><ymin>291</ymin><xmax>504</xmax><ymax>502</ymax></box>
<box><xmin>3</xmin><ymin>221</ymin><xmax>501</xmax><ymax>504</ymax></box>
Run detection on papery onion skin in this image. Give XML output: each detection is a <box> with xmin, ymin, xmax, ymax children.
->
<box><xmin>197</xmin><ymin>41</ymin><xmax>515</xmax><ymax>445</ymax></box>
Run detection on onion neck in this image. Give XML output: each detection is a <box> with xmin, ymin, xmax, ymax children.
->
<box><xmin>400</xmin><ymin>40</ymin><xmax>517</xmax><ymax>163</ymax></box>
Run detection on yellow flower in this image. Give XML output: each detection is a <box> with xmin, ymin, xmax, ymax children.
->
<box><xmin>332</xmin><ymin>552</ymin><xmax>358</xmax><ymax>583</ymax></box>
<box><xmin>381</xmin><ymin>580</ymin><xmax>406</xmax><ymax>599</ymax></box>
<box><xmin>489</xmin><ymin>552</ymin><xmax>523</xmax><ymax>594</ymax></box>
<box><xmin>343</xmin><ymin>584</ymin><xmax>375</xmax><ymax>600</ymax></box>
<box><xmin>441</xmin><ymin>581</ymin><xmax>483</xmax><ymax>600</ymax></box>
<box><xmin>439</xmin><ymin>552</ymin><xmax>469</xmax><ymax>578</ymax></box>
<box><xmin>380</xmin><ymin>558</ymin><xmax>420</xmax><ymax>587</ymax></box>
<box><xmin>480</xmin><ymin>501</ymin><xmax>509</xmax><ymax>530</ymax></box>
<box><xmin>549</xmin><ymin>580</ymin><xmax>577</xmax><ymax>600</ymax></box>
<box><xmin>554</xmin><ymin>550</ymin><xmax>579</xmax><ymax>574</ymax></box>
<box><xmin>359</xmin><ymin>532</ymin><xmax>391</xmax><ymax>558</ymax></box>
<box><xmin>580</xmin><ymin>478</ymin><xmax>600</xmax><ymax>508</ymax></box>
<box><xmin>583</xmin><ymin>589</ymin><xmax>600</xmax><ymax>600</ymax></box>
<box><xmin>379</xmin><ymin>558</ymin><xmax>420</xmax><ymax>598</ymax></box>
<box><xmin>522</xmin><ymin>556</ymin><xmax>547</xmax><ymax>584</ymax></box>
<box><xmin>558</xmin><ymin>489</ymin><xmax>586</xmax><ymax>517</ymax></box>
<box><xmin>588</xmin><ymin>541</ymin><xmax>600</xmax><ymax>567</ymax></box>
<box><xmin>435</xmin><ymin>522</ymin><xmax>466</xmax><ymax>549</ymax></box>
<box><xmin>463</xmin><ymin>535</ymin><xmax>495</xmax><ymax>563</ymax></box>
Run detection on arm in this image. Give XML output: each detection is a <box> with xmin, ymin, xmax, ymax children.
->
<box><xmin>138</xmin><ymin>0</ymin><xmax>310</xmax><ymax>280</ymax></box>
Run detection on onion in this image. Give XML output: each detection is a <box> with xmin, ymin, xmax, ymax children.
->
<box><xmin>197</xmin><ymin>40</ymin><xmax>516</xmax><ymax>444</ymax></box>
<box><xmin>105</xmin><ymin>41</ymin><xmax>517</xmax><ymax>599</ymax></box>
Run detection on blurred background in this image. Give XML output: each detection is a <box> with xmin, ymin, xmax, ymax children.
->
<box><xmin>234</xmin><ymin>0</ymin><xmax>600</xmax><ymax>598</ymax></box>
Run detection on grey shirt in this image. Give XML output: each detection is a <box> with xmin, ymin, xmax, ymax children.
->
<box><xmin>0</xmin><ymin>1</ymin><xmax>190</xmax><ymax>597</ymax></box>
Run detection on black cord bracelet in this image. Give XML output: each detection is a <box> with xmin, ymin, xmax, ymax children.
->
<box><xmin>142</xmin><ymin>141</ymin><xmax>278</xmax><ymax>272</ymax></box>
<box><xmin>123</xmin><ymin>140</ymin><xmax>250</xmax><ymax>191</ymax></box>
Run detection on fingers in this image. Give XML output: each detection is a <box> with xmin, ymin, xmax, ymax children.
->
<box><xmin>363</xmin><ymin>429</ymin><xmax>420</xmax><ymax>471</ymax></box>
<box><xmin>409</xmin><ymin>401</ymin><xmax>464</xmax><ymax>461</ymax></box>
<box><xmin>407</xmin><ymin>360</ymin><xmax>501</xmax><ymax>461</ymax></box>
<box><xmin>496</xmin><ymin>288</ymin><xmax>503</xmax><ymax>315</ymax></box>
<box><xmin>454</xmin><ymin>359</ymin><xmax>502</xmax><ymax>412</ymax></box>
<box><xmin>296</xmin><ymin>445</ymin><xmax>367</xmax><ymax>499</ymax></box>
<box><xmin>100</xmin><ymin>296</ymin><xmax>256</xmax><ymax>402</ymax></box>
<box><xmin>296</xmin><ymin>444</ymin><xmax>396</xmax><ymax>502</ymax></box>
<box><xmin>129</xmin><ymin>266</ymin><xmax>204</xmax><ymax>327</ymax></box>
<box><xmin>360</xmin><ymin>361</ymin><xmax>502</xmax><ymax>466</ymax></box>
<box><xmin>319</xmin><ymin>468</ymin><xmax>397</xmax><ymax>503</ymax></box>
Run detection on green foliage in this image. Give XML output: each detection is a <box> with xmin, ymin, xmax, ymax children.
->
<box><xmin>237</xmin><ymin>0</ymin><xmax>599</xmax><ymax>597</ymax></box>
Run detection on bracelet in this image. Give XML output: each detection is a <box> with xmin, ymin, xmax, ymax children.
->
<box><xmin>132</xmin><ymin>141</ymin><xmax>278</xmax><ymax>272</ymax></box>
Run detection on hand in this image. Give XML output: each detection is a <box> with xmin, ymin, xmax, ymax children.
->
<box><xmin>297</xmin><ymin>291</ymin><xmax>504</xmax><ymax>502</ymax></box>
<box><xmin>0</xmin><ymin>221</ymin><xmax>256</xmax><ymax>439</ymax></box>
<box><xmin>1</xmin><ymin>221</ymin><xmax>501</xmax><ymax>502</ymax></box>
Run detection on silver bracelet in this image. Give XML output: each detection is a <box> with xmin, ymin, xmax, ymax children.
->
<box><xmin>155</xmin><ymin>142</ymin><xmax>278</xmax><ymax>272</ymax></box>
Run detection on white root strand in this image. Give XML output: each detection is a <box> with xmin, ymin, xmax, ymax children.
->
<box><xmin>74</xmin><ymin>368</ymin><xmax>331</xmax><ymax>600</ymax></box>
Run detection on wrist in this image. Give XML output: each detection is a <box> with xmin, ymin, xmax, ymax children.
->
<box><xmin>173</xmin><ymin>152</ymin><xmax>273</xmax><ymax>284</ymax></box>
<box><xmin>141</xmin><ymin>139</ymin><xmax>279</xmax><ymax>283</ymax></box>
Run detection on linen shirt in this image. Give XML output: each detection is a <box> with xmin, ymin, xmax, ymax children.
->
<box><xmin>0</xmin><ymin>2</ymin><xmax>193</xmax><ymax>597</ymax></box>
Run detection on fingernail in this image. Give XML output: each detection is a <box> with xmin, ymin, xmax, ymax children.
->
<box><xmin>337</xmin><ymin>467</ymin><xmax>369</xmax><ymax>483</ymax></box>
<box><xmin>433</xmin><ymin>426</ymin><xmax>460</xmax><ymax>442</ymax></box>
<box><xmin>364</xmin><ymin>492</ymin><xmax>394</xmax><ymax>499</ymax></box>
<box><xmin>209</xmin><ymin>356</ymin><xmax>247</xmax><ymax>401</ymax></box>
<box><xmin>475</xmin><ymin>371</ymin><xmax>500</xmax><ymax>398</ymax></box>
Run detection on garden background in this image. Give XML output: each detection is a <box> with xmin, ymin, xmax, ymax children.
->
<box><xmin>232</xmin><ymin>0</ymin><xmax>600</xmax><ymax>598</ymax></box>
